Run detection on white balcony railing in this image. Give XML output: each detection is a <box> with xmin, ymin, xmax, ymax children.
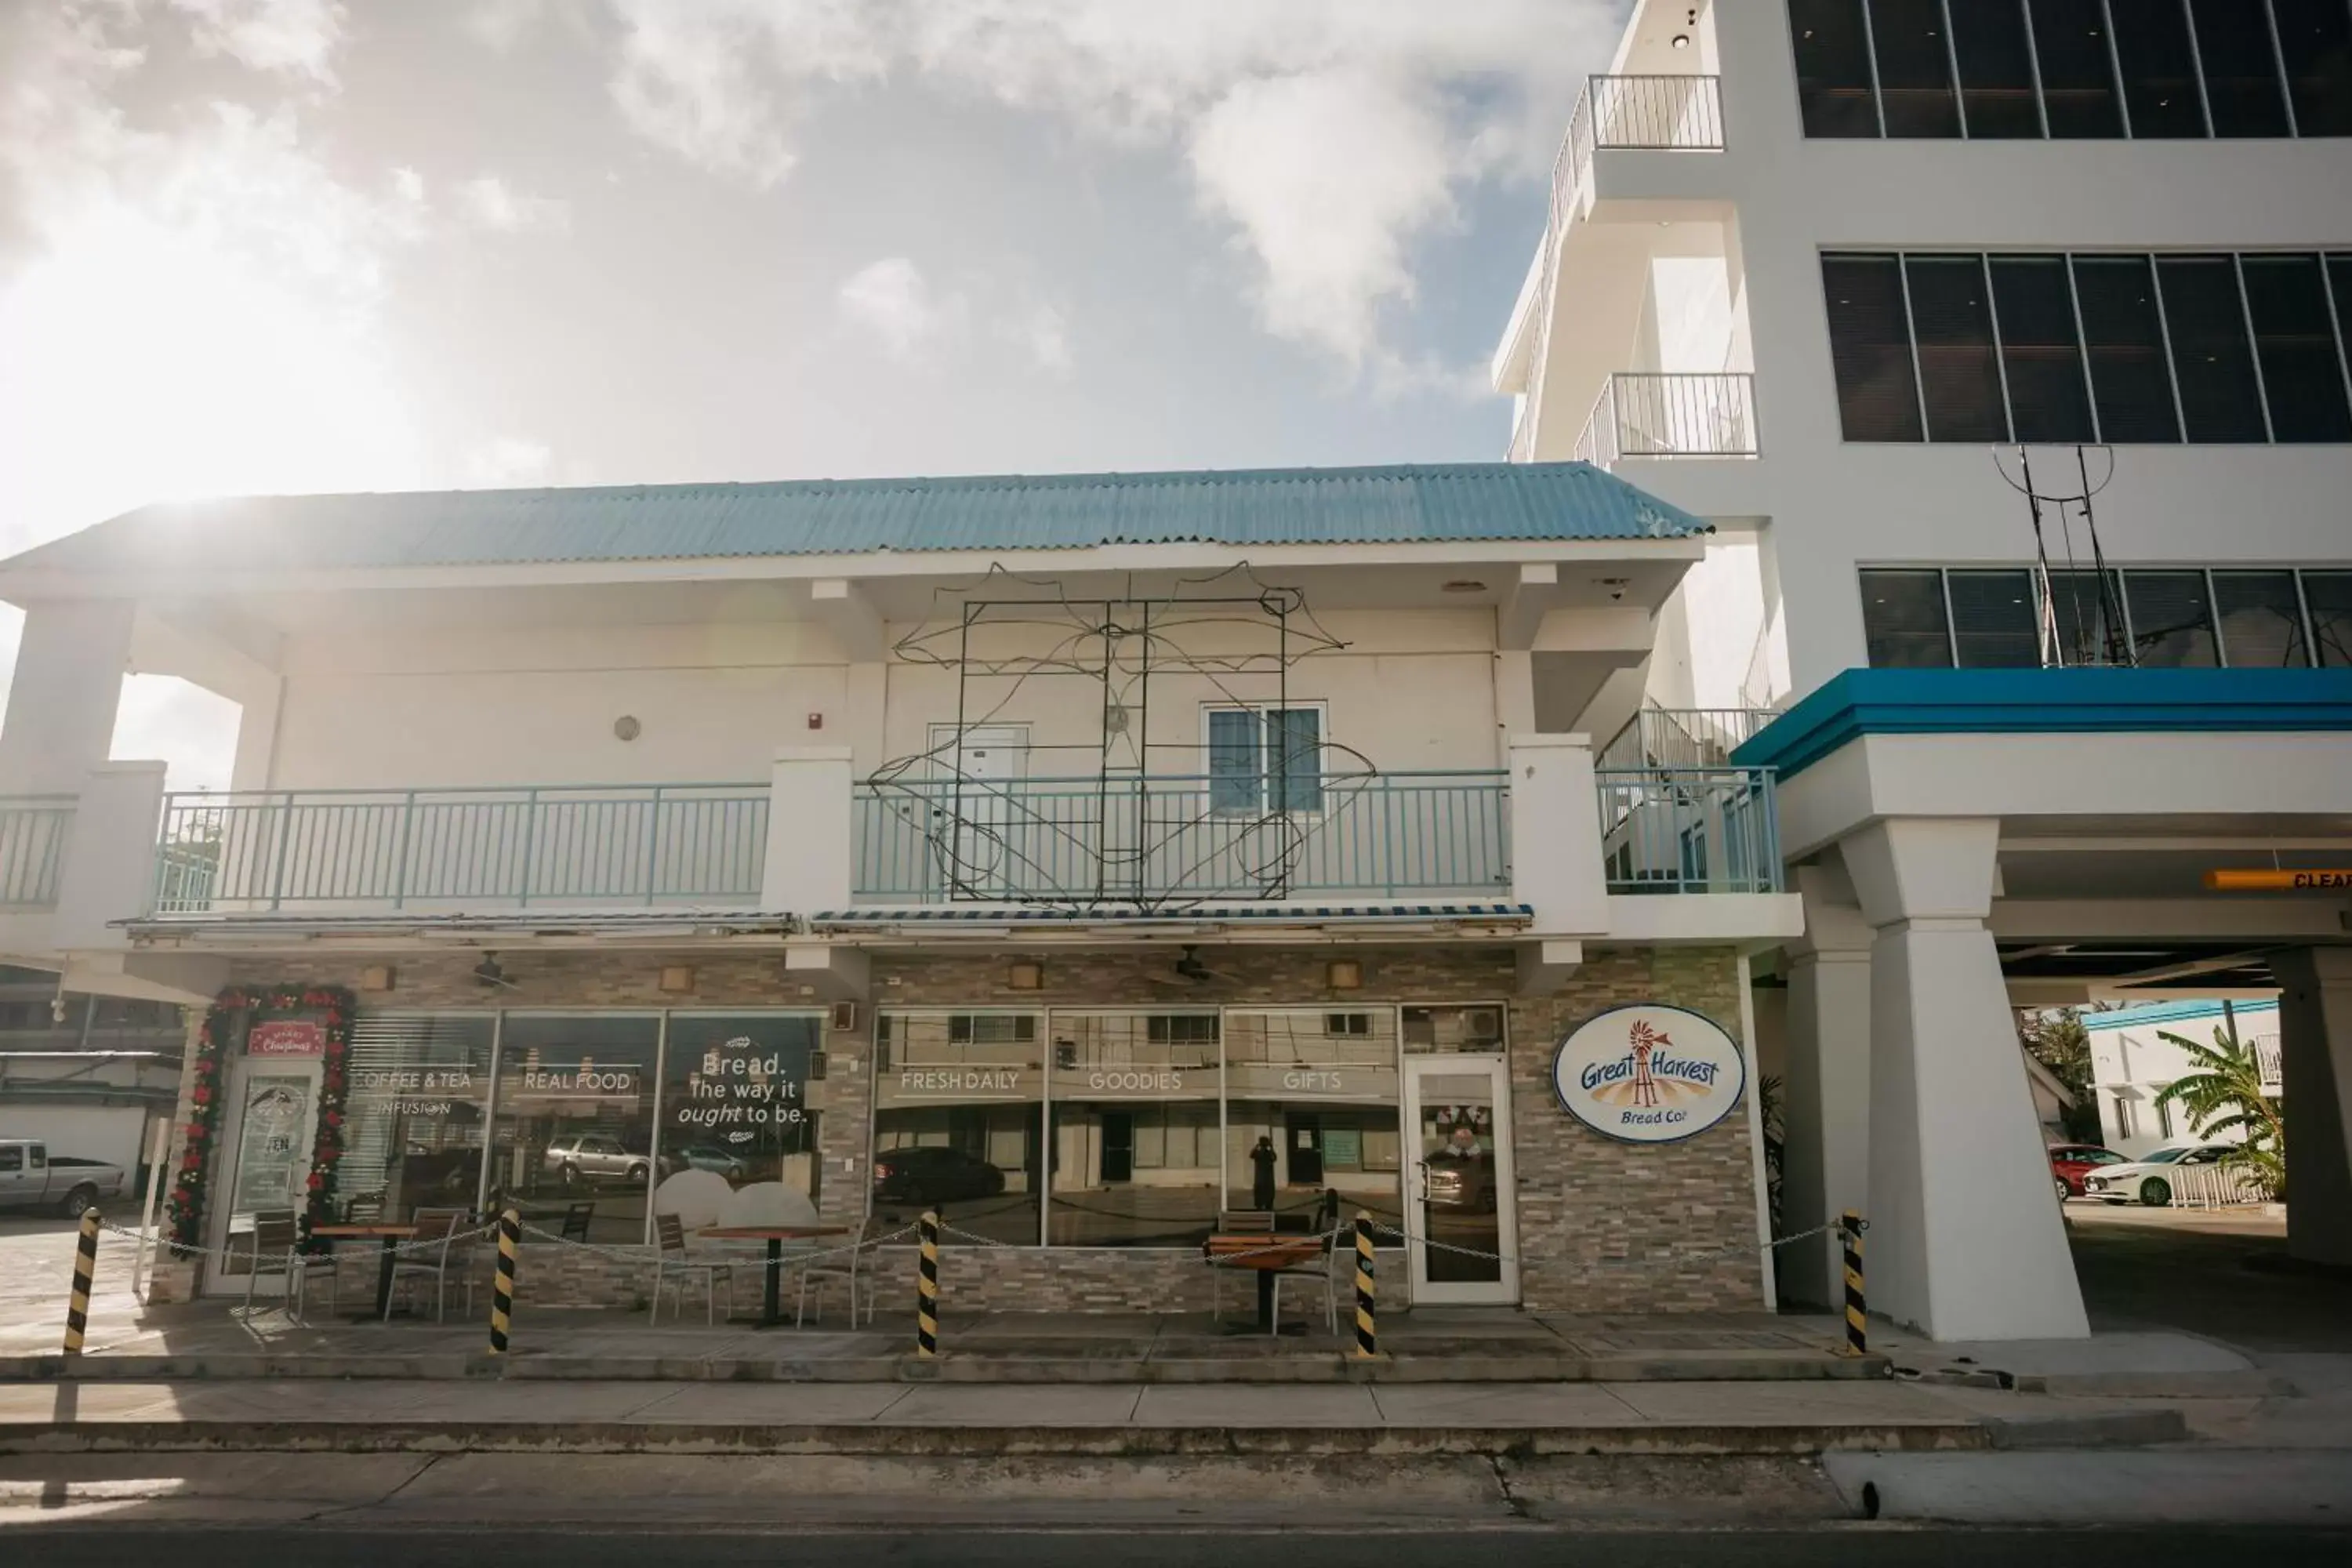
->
<box><xmin>1599</xmin><ymin>706</ymin><xmax>1777</xmax><ymax>772</ymax></box>
<box><xmin>1573</xmin><ymin>372</ymin><xmax>1758</xmax><ymax>468</ymax></box>
<box><xmin>0</xmin><ymin>797</ymin><xmax>74</xmax><ymax>908</ymax></box>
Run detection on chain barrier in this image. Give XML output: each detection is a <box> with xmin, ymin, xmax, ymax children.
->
<box><xmin>96</xmin><ymin>1215</ymin><xmax>499</xmax><ymax>1269</ymax></box>
<box><xmin>515</xmin><ymin>1220</ymin><xmax>916</xmax><ymax>1274</ymax></box>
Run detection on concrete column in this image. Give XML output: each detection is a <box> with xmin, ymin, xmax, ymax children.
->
<box><xmin>53</xmin><ymin>760</ymin><xmax>167</xmax><ymax>950</ymax></box>
<box><xmin>1778</xmin><ymin>863</ymin><xmax>1873</xmax><ymax>1309</ymax></box>
<box><xmin>2274</xmin><ymin>947</ymin><xmax>2352</xmax><ymax>1267</ymax></box>
<box><xmin>1494</xmin><ymin>652</ymin><xmax>1537</xmax><ymax>748</ymax></box>
<box><xmin>1842</xmin><ymin>818</ymin><xmax>2088</xmax><ymax>1340</ymax></box>
<box><xmin>762</xmin><ymin>746</ymin><xmax>854</xmax><ymax>913</ymax></box>
<box><xmin>842</xmin><ymin>662</ymin><xmax>888</xmax><ymax>779</ymax></box>
<box><xmin>0</xmin><ymin>600</ymin><xmax>136</xmax><ymax>794</ymax></box>
<box><xmin>1506</xmin><ymin>733</ymin><xmax>1607</xmax><ymax>936</ymax></box>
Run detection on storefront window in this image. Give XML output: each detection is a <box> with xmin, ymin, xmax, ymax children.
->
<box><xmin>655</xmin><ymin>1013</ymin><xmax>822</xmax><ymax>1232</ymax></box>
<box><xmin>1403</xmin><ymin>1005</ymin><xmax>1507</xmax><ymax>1054</ymax></box>
<box><xmin>488</xmin><ymin>1014</ymin><xmax>660</xmax><ymax>1244</ymax></box>
<box><xmin>339</xmin><ymin>1013</ymin><xmax>494</xmax><ymax>1222</ymax></box>
<box><xmin>1223</xmin><ymin>1008</ymin><xmax>1401</xmax><ymax>1231</ymax></box>
<box><xmin>872</xmin><ymin>1010</ymin><xmax>1042</xmax><ymax>1244</ymax></box>
<box><xmin>1048</xmin><ymin>1010</ymin><xmax>1218</xmax><ymax>1247</ymax></box>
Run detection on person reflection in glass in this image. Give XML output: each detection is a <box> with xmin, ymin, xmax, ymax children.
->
<box><xmin>1250</xmin><ymin>1134</ymin><xmax>1279</xmax><ymax>1211</ymax></box>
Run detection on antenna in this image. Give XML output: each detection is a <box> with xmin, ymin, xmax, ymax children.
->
<box><xmin>1994</xmin><ymin>445</ymin><xmax>2127</xmax><ymax>668</ymax></box>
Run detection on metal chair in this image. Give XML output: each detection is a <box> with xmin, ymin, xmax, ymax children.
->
<box><xmin>650</xmin><ymin>1212</ymin><xmax>738</xmax><ymax>1326</ymax></box>
<box><xmin>557</xmin><ymin>1202</ymin><xmax>595</xmax><ymax>1243</ymax></box>
<box><xmin>384</xmin><ymin>1207</ymin><xmax>478</xmax><ymax>1322</ymax></box>
<box><xmin>793</xmin><ymin>1214</ymin><xmax>882</xmax><ymax>1327</ymax></box>
<box><xmin>241</xmin><ymin>1209</ymin><xmax>324</xmax><ymax>1321</ymax></box>
<box><xmin>1268</xmin><ymin>1189</ymin><xmax>1345</xmax><ymax>1337</ymax></box>
<box><xmin>1210</xmin><ymin>1208</ymin><xmax>1276</xmax><ymax>1322</ymax></box>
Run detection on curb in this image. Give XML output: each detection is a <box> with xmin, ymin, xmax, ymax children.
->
<box><xmin>0</xmin><ymin>1352</ymin><xmax>1894</xmax><ymax>1385</ymax></box>
<box><xmin>0</xmin><ymin>1418</ymin><xmax>1991</xmax><ymax>1459</ymax></box>
<box><xmin>1976</xmin><ymin>1408</ymin><xmax>2194</xmax><ymax>1450</ymax></box>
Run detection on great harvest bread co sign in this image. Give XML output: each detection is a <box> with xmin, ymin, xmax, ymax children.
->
<box><xmin>1552</xmin><ymin>1004</ymin><xmax>1744</xmax><ymax>1145</ymax></box>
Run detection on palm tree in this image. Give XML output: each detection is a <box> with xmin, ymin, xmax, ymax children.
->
<box><xmin>2152</xmin><ymin>1024</ymin><xmax>2285</xmax><ymax>1200</ymax></box>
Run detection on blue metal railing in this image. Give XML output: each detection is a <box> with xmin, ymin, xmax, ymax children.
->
<box><xmin>1596</xmin><ymin>766</ymin><xmax>1783</xmax><ymax>895</ymax></box>
<box><xmin>0</xmin><ymin>797</ymin><xmax>75</xmax><ymax>908</ymax></box>
<box><xmin>853</xmin><ymin>771</ymin><xmax>1512</xmax><ymax>903</ymax></box>
<box><xmin>152</xmin><ymin>784</ymin><xmax>770</xmax><ymax>914</ymax></box>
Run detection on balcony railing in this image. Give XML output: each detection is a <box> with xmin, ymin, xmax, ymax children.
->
<box><xmin>1573</xmin><ymin>372</ymin><xmax>1758</xmax><ymax>467</ymax></box>
<box><xmin>852</xmin><ymin>771</ymin><xmax>1512</xmax><ymax>905</ymax></box>
<box><xmin>1599</xmin><ymin>706</ymin><xmax>1777</xmax><ymax>772</ymax></box>
<box><xmin>0</xmin><ymin>797</ymin><xmax>74</xmax><ymax>909</ymax></box>
<box><xmin>152</xmin><ymin>784</ymin><xmax>770</xmax><ymax>915</ymax></box>
<box><xmin>1597</xmin><ymin>766</ymin><xmax>1783</xmax><ymax>895</ymax></box>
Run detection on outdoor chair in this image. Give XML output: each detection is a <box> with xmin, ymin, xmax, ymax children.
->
<box><xmin>384</xmin><ymin>1207</ymin><xmax>479</xmax><ymax>1322</ymax></box>
<box><xmin>650</xmin><ymin>1211</ymin><xmax>739</xmax><ymax>1327</ymax></box>
<box><xmin>1267</xmin><ymin>1190</ymin><xmax>1345</xmax><ymax>1337</ymax></box>
<box><xmin>1210</xmin><ymin>1208</ymin><xmax>1276</xmax><ymax>1322</ymax></box>
<box><xmin>240</xmin><ymin>1208</ymin><xmax>327</xmax><ymax>1322</ymax></box>
<box><xmin>557</xmin><ymin>1202</ymin><xmax>594</xmax><ymax>1243</ymax></box>
<box><xmin>794</xmin><ymin>1214</ymin><xmax>883</xmax><ymax>1328</ymax></box>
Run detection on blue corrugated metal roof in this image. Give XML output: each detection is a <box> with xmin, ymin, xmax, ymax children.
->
<box><xmin>2</xmin><ymin>463</ymin><xmax>1704</xmax><ymax>576</ymax></box>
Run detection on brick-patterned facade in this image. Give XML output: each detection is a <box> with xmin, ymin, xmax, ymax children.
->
<box><xmin>159</xmin><ymin>941</ymin><xmax>1766</xmax><ymax>1315</ymax></box>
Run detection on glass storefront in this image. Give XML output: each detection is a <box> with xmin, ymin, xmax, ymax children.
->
<box><xmin>869</xmin><ymin>1004</ymin><xmax>1483</xmax><ymax>1249</ymax></box>
<box><xmin>488</xmin><ymin>1014</ymin><xmax>662</xmax><ymax>1246</ymax></box>
<box><xmin>338</xmin><ymin>1014</ymin><xmax>495</xmax><ymax>1222</ymax></box>
<box><xmin>656</xmin><ymin>1012</ymin><xmax>823</xmax><ymax>1227</ymax></box>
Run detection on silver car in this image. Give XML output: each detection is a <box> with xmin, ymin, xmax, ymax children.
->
<box><xmin>541</xmin><ymin>1133</ymin><xmax>649</xmax><ymax>1189</ymax></box>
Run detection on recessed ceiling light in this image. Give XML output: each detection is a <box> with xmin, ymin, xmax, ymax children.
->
<box><xmin>1442</xmin><ymin>579</ymin><xmax>1487</xmax><ymax>593</ymax></box>
<box><xmin>1671</xmin><ymin>34</ymin><xmax>1691</xmax><ymax>49</ymax></box>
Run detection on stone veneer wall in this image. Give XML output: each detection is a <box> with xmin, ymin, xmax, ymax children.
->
<box><xmin>163</xmin><ymin>942</ymin><xmax>1764</xmax><ymax>1315</ymax></box>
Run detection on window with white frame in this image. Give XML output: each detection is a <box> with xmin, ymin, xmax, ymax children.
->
<box><xmin>1205</xmin><ymin>703</ymin><xmax>1325</xmax><ymax>814</ymax></box>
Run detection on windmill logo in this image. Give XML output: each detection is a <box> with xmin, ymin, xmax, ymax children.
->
<box><xmin>1551</xmin><ymin>1004</ymin><xmax>1745</xmax><ymax>1145</ymax></box>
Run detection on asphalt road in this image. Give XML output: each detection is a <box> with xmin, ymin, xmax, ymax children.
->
<box><xmin>5</xmin><ymin>1527</ymin><xmax>2352</xmax><ymax>1566</ymax></box>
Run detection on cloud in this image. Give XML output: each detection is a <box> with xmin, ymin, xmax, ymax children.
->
<box><xmin>1005</xmin><ymin>300</ymin><xmax>1073</xmax><ymax>376</ymax></box>
<box><xmin>464</xmin><ymin>437</ymin><xmax>555</xmax><ymax>487</ymax></box>
<box><xmin>169</xmin><ymin>0</ymin><xmax>346</xmax><ymax>82</ymax></box>
<box><xmin>596</xmin><ymin>0</ymin><xmax>1621</xmax><ymax>365</ymax></box>
<box><xmin>837</xmin><ymin>256</ymin><xmax>960</xmax><ymax>364</ymax></box>
<box><xmin>458</xmin><ymin>174</ymin><xmax>569</xmax><ymax>233</ymax></box>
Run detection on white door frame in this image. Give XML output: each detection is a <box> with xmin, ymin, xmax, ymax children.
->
<box><xmin>203</xmin><ymin>1057</ymin><xmax>324</xmax><ymax>1297</ymax></box>
<box><xmin>1399</xmin><ymin>1053</ymin><xmax>1519</xmax><ymax>1305</ymax></box>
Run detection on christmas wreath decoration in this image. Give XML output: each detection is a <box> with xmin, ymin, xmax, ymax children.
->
<box><xmin>165</xmin><ymin>985</ymin><xmax>355</xmax><ymax>1257</ymax></box>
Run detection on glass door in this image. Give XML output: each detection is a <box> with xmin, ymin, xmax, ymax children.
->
<box><xmin>203</xmin><ymin>1060</ymin><xmax>322</xmax><ymax>1296</ymax></box>
<box><xmin>1401</xmin><ymin>1055</ymin><xmax>1518</xmax><ymax>1305</ymax></box>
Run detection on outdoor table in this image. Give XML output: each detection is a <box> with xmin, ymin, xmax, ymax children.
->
<box><xmin>308</xmin><ymin>1223</ymin><xmax>420</xmax><ymax>1320</ymax></box>
<box><xmin>699</xmin><ymin>1225</ymin><xmax>851</xmax><ymax>1328</ymax></box>
<box><xmin>1203</xmin><ymin>1232</ymin><xmax>1324</xmax><ymax>1334</ymax></box>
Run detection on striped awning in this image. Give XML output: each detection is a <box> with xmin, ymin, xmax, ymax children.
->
<box><xmin>806</xmin><ymin>902</ymin><xmax>1533</xmax><ymax>927</ymax></box>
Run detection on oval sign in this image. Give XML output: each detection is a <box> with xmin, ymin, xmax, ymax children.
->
<box><xmin>1552</xmin><ymin>1003</ymin><xmax>1745</xmax><ymax>1145</ymax></box>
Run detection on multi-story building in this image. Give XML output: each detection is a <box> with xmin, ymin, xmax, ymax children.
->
<box><xmin>0</xmin><ymin>965</ymin><xmax>181</xmax><ymax>1180</ymax></box>
<box><xmin>2084</xmin><ymin>996</ymin><xmax>2285</xmax><ymax>1157</ymax></box>
<box><xmin>1497</xmin><ymin>0</ymin><xmax>2352</xmax><ymax>1337</ymax></box>
<box><xmin>0</xmin><ymin>464</ymin><xmax>1799</xmax><ymax>1312</ymax></box>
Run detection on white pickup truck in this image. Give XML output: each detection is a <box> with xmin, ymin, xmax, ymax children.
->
<box><xmin>0</xmin><ymin>1139</ymin><xmax>129</xmax><ymax>1217</ymax></box>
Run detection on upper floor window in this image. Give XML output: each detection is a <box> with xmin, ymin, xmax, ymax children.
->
<box><xmin>1859</xmin><ymin>564</ymin><xmax>2352</xmax><ymax>667</ymax></box>
<box><xmin>1789</xmin><ymin>0</ymin><xmax>2352</xmax><ymax>139</ymax></box>
<box><xmin>1205</xmin><ymin>705</ymin><xmax>1323</xmax><ymax>815</ymax></box>
<box><xmin>1821</xmin><ymin>250</ymin><xmax>2352</xmax><ymax>445</ymax></box>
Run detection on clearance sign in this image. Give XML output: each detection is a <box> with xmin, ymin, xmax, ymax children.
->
<box><xmin>2204</xmin><ymin>869</ymin><xmax>2352</xmax><ymax>891</ymax></box>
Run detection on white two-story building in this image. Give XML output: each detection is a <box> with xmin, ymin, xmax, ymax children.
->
<box><xmin>0</xmin><ymin>463</ymin><xmax>1801</xmax><ymax>1314</ymax></box>
<box><xmin>1497</xmin><ymin>0</ymin><xmax>2352</xmax><ymax>1338</ymax></box>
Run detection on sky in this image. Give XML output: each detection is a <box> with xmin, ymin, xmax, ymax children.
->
<box><xmin>0</xmin><ymin>0</ymin><xmax>1630</xmax><ymax>788</ymax></box>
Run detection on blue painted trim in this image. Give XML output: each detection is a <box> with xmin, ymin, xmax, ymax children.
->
<box><xmin>2081</xmin><ymin>996</ymin><xmax>2279</xmax><ymax>1033</ymax></box>
<box><xmin>1733</xmin><ymin>668</ymin><xmax>2352</xmax><ymax>779</ymax></box>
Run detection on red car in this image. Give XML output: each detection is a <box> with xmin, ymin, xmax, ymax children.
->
<box><xmin>2048</xmin><ymin>1142</ymin><xmax>2126</xmax><ymax>1200</ymax></box>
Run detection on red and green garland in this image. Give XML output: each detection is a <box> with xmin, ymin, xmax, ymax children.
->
<box><xmin>165</xmin><ymin>985</ymin><xmax>354</xmax><ymax>1256</ymax></box>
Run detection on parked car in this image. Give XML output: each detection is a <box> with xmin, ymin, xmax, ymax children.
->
<box><xmin>661</xmin><ymin>1142</ymin><xmax>752</xmax><ymax>1181</ymax></box>
<box><xmin>0</xmin><ymin>1139</ymin><xmax>128</xmax><ymax>1217</ymax></box>
<box><xmin>1421</xmin><ymin>1148</ymin><xmax>1499</xmax><ymax>1213</ymax></box>
<box><xmin>873</xmin><ymin>1145</ymin><xmax>1007</xmax><ymax>1205</ymax></box>
<box><xmin>2048</xmin><ymin>1142</ymin><xmax>2129</xmax><ymax>1200</ymax></box>
<box><xmin>540</xmin><ymin>1132</ymin><xmax>650</xmax><ymax>1190</ymax></box>
<box><xmin>2083</xmin><ymin>1144</ymin><xmax>2235</xmax><ymax>1207</ymax></box>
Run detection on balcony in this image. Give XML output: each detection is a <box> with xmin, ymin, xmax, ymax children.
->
<box><xmin>151</xmin><ymin>784</ymin><xmax>771</xmax><ymax>915</ymax></box>
<box><xmin>1573</xmin><ymin>373</ymin><xmax>1758</xmax><ymax>468</ymax></box>
<box><xmin>851</xmin><ymin>771</ymin><xmax>1513</xmax><ymax>905</ymax></box>
<box><xmin>1599</xmin><ymin>706</ymin><xmax>1777</xmax><ymax>772</ymax></box>
<box><xmin>1597</xmin><ymin>765</ymin><xmax>1783</xmax><ymax>895</ymax></box>
<box><xmin>1563</xmin><ymin>72</ymin><xmax>1726</xmax><ymax>194</ymax></box>
<box><xmin>0</xmin><ymin>797</ymin><xmax>75</xmax><ymax>908</ymax></box>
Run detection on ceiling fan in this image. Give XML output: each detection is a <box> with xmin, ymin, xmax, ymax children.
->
<box><xmin>1146</xmin><ymin>944</ymin><xmax>1240</xmax><ymax>986</ymax></box>
<box><xmin>472</xmin><ymin>952</ymin><xmax>520</xmax><ymax>990</ymax></box>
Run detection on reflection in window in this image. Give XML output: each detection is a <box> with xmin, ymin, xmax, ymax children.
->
<box><xmin>1047</xmin><ymin>1011</ymin><xmax>1219</xmax><ymax>1247</ymax></box>
<box><xmin>1824</xmin><ymin>256</ymin><xmax>1925</xmax><ymax>441</ymax></box>
<box><xmin>1947</xmin><ymin>570</ymin><xmax>2043</xmax><ymax>667</ymax></box>
<box><xmin>657</xmin><ymin>1014</ymin><xmax>822</xmax><ymax>1232</ymax></box>
<box><xmin>1790</xmin><ymin>0</ymin><xmax>1882</xmax><ymax>136</ymax></box>
<box><xmin>1224</xmin><ymin>1008</ymin><xmax>1402</xmax><ymax>1231</ymax></box>
<box><xmin>2212</xmin><ymin>572</ymin><xmax>2311</xmax><ymax>667</ymax></box>
<box><xmin>2123</xmin><ymin>572</ymin><xmax>2220</xmax><ymax>666</ymax></box>
<box><xmin>489</xmin><ymin>1014</ymin><xmax>660</xmax><ymax>1245</ymax></box>
<box><xmin>2307</xmin><ymin>572</ymin><xmax>2352</xmax><ymax>666</ymax></box>
<box><xmin>339</xmin><ymin>1014</ymin><xmax>494</xmax><ymax>1223</ymax></box>
<box><xmin>2045</xmin><ymin>569</ymin><xmax>2131</xmax><ymax>666</ymax></box>
<box><xmin>1869</xmin><ymin>0</ymin><xmax>1962</xmax><ymax>136</ymax></box>
<box><xmin>873</xmin><ymin>1011</ymin><xmax>1042</xmax><ymax>1245</ymax></box>
<box><xmin>1861</xmin><ymin>568</ymin><xmax>1956</xmax><ymax>667</ymax></box>
<box><xmin>1402</xmin><ymin>1006</ymin><xmax>1508</xmax><ymax>1054</ymax></box>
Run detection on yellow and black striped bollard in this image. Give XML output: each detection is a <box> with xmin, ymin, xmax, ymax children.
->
<box><xmin>487</xmin><ymin>1208</ymin><xmax>520</xmax><ymax>1356</ymax></box>
<box><xmin>1352</xmin><ymin>1211</ymin><xmax>1377</xmax><ymax>1359</ymax></box>
<box><xmin>61</xmin><ymin>1207</ymin><xmax>101</xmax><ymax>1356</ymax></box>
<box><xmin>916</xmin><ymin>1210</ymin><xmax>941</xmax><ymax>1358</ymax></box>
<box><xmin>1839</xmin><ymin>1210</ymin><xmax>1867</xmax><ymax>1356</ymax></box>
